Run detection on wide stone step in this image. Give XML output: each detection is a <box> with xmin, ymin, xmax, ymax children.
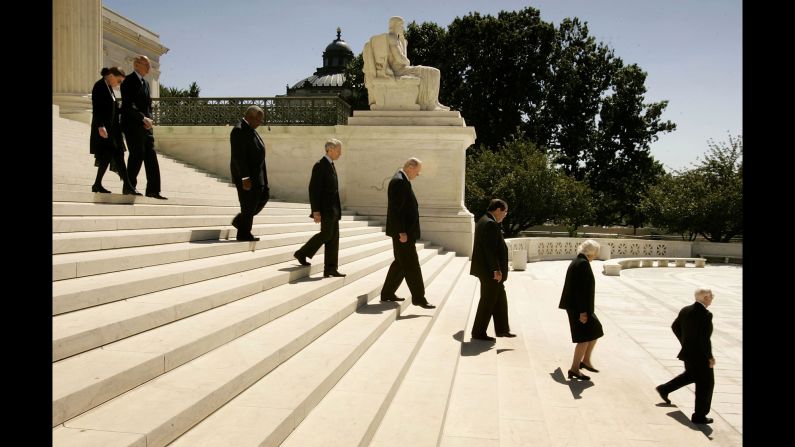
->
<box><xmin>280</xmin><ymin>256</ymin><xmax>468</xmax><ymax>447</ymax></box>
<box><xmin>171</xmin><ymin>255</ymin><xmax>465</xmax><ymax>447</ymax></box>
<box><xmin>52</xmin><ymin>218</ymin><xmax>375</xmax><ymax>254</ymax></box>
<box><xmin>52</xmin><ymin>246</ymin><xmax>439</xmax><ymax>427</ymax></box>
<box><xmin>53</xmin><ymin>237</ymin><xmax>393</xmax><ymax>315</ymax></box>
<box><xmin>52</xmin><ymin>238</ymin><xmax>406</xmax><ymax>362</ymax></box>
<box><xmin>371</xmin><ymin>271</ymin><xmax>479</xmax><ymax>447</ymax></box>
<box><xmin>52</xmin><ymin>189</ymin><xmax>303</xmax><ymax>208</ymax></box>
<box><xmin>53</xmin><ymin>210</ymin><xmax>360</xmax><ymax>233</ymax></box>
<box><xmin>53</xmin><ymin>226</ymin><xmax>382</xmax><ymax>280</ymax></box>
<box><xmin>53</xmin><ymin>249</ymin><xmax>449</xmax><ymax>445</ymax></box>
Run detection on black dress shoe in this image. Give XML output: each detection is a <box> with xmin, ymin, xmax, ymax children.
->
<box><xmin>567</xmin><ymin>370</ymin><xmax>591</xmax><ymax>381</ymax></box>
<box><xmin>146</xmin><ymin>193</ymin><xmax>168</xmax><ymax>200</ymax></box>
<box><xmin>323</xmin><ymin>271</ymin><xmax>346</xmax><ymax>277</ymax></box>
<box><xmin>236</xmin><ymin>234</ymin><xmax>260</xmax><ymax>242</ymax></box>
<box><xmin>496</xmin><ymin>332</ymin><xmax>517</xmax><ymax>338</ymax></box>
<box><xmin>294</xmin><ymin>252</ymin><xmax>311</xmax><ymax>266</ymax></box>
<box><xmin>414</xmin><ymin>302</ymin><xmax>436</xmax><ymax>309</ymax></box>
<box><xmin>380</xmin><ymin>296</ymin><xmax>406</xmax><ymax>302</ymax></box>
<box><xmin>123</xmin><ymin>188</ymin><xmax>143</xmax><ymax>196</ymax></box>
<box><xmin>655</xmin><ymin>385</ymin><xmax>671</xmax><ymax>404</ymax></box>
<box><xmin>691</xmin><ymin>417</ymin><xmax>714</xmax><ymax>424</ymax></box>
<box><xmin>580</xmin><ymin>362</ymin><xmax>600</xmax><ymax>373</ymax></box>
<box><xmin>471</xmin><ymin>334</ymin><xmax>496</xmax><ymax>342</ymax></box>
<box><xmin>91</xmin><ymin>185</ymin><xmax>111</xmax><ymax>193</ymax></box>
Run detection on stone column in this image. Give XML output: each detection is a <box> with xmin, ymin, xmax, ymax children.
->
<box><xmin>52</xmin><ymin>0</ymin><xmax>102</xmax><ymax>123</ymax></box>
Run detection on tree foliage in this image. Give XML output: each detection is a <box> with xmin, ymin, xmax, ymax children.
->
<box><xmin>466</xmin><ymin>136</ymin><xmax>593</xmax><ymax>237</ymax></box>
<box><xmin>641</xmin><ymin>134</ymin><xmax>742</xmax><ymax>242</ymax></box>
<box><xmin>159</xmin><ymin>81</ymin><xmax>200</xmax><ymax>98</ymax></box>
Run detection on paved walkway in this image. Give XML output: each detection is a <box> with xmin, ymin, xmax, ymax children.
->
<box><xmin>488</xmin><ymin>260</ymin><xmax>742</xmax><ymax>446</ymax></box>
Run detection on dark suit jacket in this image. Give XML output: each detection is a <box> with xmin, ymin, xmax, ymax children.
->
<box><xmin>470</xmin><ymin>212</ymin><xmax>509</xmax><ymax>281</ymax></box>
<box><xmin>558</xmin><ymin>254</ymin><xmax>595</xmax><ymax>314</ymax></box>
<box><xmin>672</xmin><ymin>302</ymin><xmax>713</xmax><ymax>362</ymax></box>
<box><xmin>230</xmin><ymin>119</ymin><xmax>268</xmax><ymax>189</ymax></box>
<box><xmin>308</xmin><ymin>156</ymin><xmax>341</xmax><ymax>220</ymax></box>
<box><xmin>385</xmin><ymin>171</ymin><xmax>420</xmax><ymax>240</ymax></box>
<box><xmin>120</xmin><ymin>73</ymin><xmax>152</xmax><ymax>138</ymax></box>
<box><xmin>90</xmin><ymin>78</ymin><xmax>123</xmax><ymax>155</ymax></box>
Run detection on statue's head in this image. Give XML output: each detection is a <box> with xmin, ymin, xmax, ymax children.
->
<box><xmin>388</xmin><ymin>16</ymin><xmax>405</xmax><ymax>34</ymax></box>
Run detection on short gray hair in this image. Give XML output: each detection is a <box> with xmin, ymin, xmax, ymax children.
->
<box><xmin>577</xmin><ymin>239</ymin><xmax>600</xmax><ymax>257</ymax></box>
<box><xmin>403</xmin><ymin>157</ymin><xmax>422</xmax><ymax>170</ymax></box>
<box><xmin>325</xmin><ymin>138</ymin><xmax>342</xmax><ymax>151</ymax></box>
<box><xmin>694</xmin><ymin>287</ymin><xmax>713</xmax><ymax>303</ymax></box>
<box><xmin>244</xmin><ymin>105</ymin><xmax>264</xmax><ymax>119</ymax></box>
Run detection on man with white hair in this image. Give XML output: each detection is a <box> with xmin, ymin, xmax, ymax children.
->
<box><xmin>656</xmin><ymin>287</ymin><xmax>716</xmax><ymax>424</ymax></box>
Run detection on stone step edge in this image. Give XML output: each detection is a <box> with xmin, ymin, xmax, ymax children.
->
<box><xmin>53</xmin><ymin>250</ymin><xmax>450</xmax><ymax>435</ymax></box>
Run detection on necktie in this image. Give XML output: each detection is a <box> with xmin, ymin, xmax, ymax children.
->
<box><xmin>331</xmin><ymin>162</ymin><xmax>337</xmax><ymax>177</ymax></box>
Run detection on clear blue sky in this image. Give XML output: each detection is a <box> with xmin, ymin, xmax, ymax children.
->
<box><xmin>103</xmin><ymin>0</ymin><xmax>741</xmax><ymax>172</ymax></box>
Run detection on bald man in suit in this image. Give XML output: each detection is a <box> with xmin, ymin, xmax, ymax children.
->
<box><xmin>379</xmin><ymin>157</ymin><xmax>435</xmax><ymax>309</ymax></box>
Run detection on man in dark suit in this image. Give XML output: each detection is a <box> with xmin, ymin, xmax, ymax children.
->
<box><xmin>293</xmin><ymin>138</ymin><xmax>346</xmax><ymax>277</ymax></box>
<box><xmin>470</xmin><ymin>199</ymin><xmax>514</xmax><ymax>341</ymax></box>
<box><xmin>230</xmin><ymin>105</ymin><xmax>269</xmax><ymax>242</ymax></box>
<box><xmin>656</xmin><ymin>287</ymin><xmax>716</xmax><ymax>424</ymax></box>
<box><xmin>120</xmin><ymin>55</ymin><xmax>166</xmax><ymax>199</ymax></box>
<box><xmin>379</xmin><ymin>158</ymin><xmax>435</xmax><ymax>309</ymax></box>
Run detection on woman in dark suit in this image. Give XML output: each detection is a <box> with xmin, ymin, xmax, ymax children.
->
<box><xmin>558</xmin><ymin>239</ymin><xmax>604</xmax><ymax>381</ymax></box>
<box><xmin>90</xmin><ymin>67</ymin><xmax>135</xmax><ymax>194</ymax></box>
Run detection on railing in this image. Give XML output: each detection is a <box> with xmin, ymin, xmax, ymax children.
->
<box><xmin>145</xmin><ymin>96</ymin><xmax>351</xmax><ymax>126</ymax></box>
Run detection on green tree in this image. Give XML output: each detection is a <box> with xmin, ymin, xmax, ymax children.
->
<box><xmin>439</xmin><ymin>9</ymin><xmax>556</xmax><ymax>151</ymax></box>
<box><xmin>554</xmin><ymin>173</ymin><xmax>595</xmax><ymax>236</ymax></box>
<box><xmin>640</xmin><ymin>172</ymin><xmax>701</xmax><ymax>240</ymax></box>
<box><xmin>342</xmin><ymin>54</ymin><xmax>369</xmax><ymax>110</ymax></box>
<box><xmin>466</xmin><ymin>136</ymin><xmax>567</xmax><ymax>237</ymax></box>
<box><xmin>544</xmin><ymin>18</ymin><xmax>616</xmax><ymax>180</ymax></box>
<box><xmin>641</xmin><ymin>134</ymin><xmax>742</xmax><ymax>242</ymax></box>
<box><xmin>159</xmin><ymin>81</ymin><xmax>201</xmax><ymax>97</ymax></box>
<box><xmin>587</xmin><ymin>63</ymin><xmax>674</xmax><ymax>228</ymax></box>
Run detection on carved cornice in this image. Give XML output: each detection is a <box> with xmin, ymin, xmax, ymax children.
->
<box><xmin>102</xmin><ymin>15</ymin><xmax>169</xmax><ymax>56</ymax></box>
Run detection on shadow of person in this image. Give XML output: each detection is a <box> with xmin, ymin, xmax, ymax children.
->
<box><xmin>460</xmin><ymin>340</ymin><xmax>493</xmax><ymax>356</ymax></box>
<box><xmin>550</xmin><ymin>367</ymin><xmax>594</xmax><ymax>399</ymax></box>
<box><xmin>665</xmin><ymin>411</ymin><xmax>714</xmax><ymax>438</ymax></box>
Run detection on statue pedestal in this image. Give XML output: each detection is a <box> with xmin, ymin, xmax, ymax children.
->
<box><xmin>348</xmin><ymin>110</ymin><xmax>466</xmax><ymax>127</ymax></box>
<box><xmin>339</xmin><ymin>111</ymin><xmax>476</xmax><ymax>256</ymax></box>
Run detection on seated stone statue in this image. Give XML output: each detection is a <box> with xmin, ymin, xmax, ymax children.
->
<box><xmin>363</xmin><ymin>16</ymin><xmax>450</xmax><ymax>111</ymax></box>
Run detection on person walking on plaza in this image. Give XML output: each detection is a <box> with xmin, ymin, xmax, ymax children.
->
<box><xmin>559</xmin><ymin>239</ymin><xmax>604</xmax><ymax>381</ymax></box>
<box><xmin>230</xmin><ymin>105</ymin><xmax>269</xmax><ymax>242</ymax></box>
<box><xmin>379</xmin><ymin>157</ymin><xmax>435</xmax><ymax>309</ymax></box>
<box><xmin>120</xmin><ymin>55</ymin><xmax>166</xmax><ymax>199</ymax></box>
<box><xmin>656</xmin><ymin>287</ymin><xmax>716</xmax><ymax>424</ymax></box>
<box><xmin>293</xmin><ymin>138</ymin><xmax>346</xmax><ymax>277</ymax></box>
<box><xmin>90</xmin><ymin>66</ymin><xmax>137</xmax><ymax>195</ymax></box>
<box><xmin>470</xmin><ymin>198</ymin><xmax>515</xmax><ymax>341</ymax></box>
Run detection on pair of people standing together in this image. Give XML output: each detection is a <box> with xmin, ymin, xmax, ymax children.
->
<box><xmin>90</xmin><ymin>55</ymin><xmax>166</xmax><ymax>200</ymax></box>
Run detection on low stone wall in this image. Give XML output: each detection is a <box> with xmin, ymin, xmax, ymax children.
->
<box><xmin>505</xmin><ymin>237</ymin><xmax>741</xmax><ymax>263</ymax></box>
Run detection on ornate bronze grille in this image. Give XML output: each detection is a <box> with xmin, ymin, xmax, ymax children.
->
<box><xmin>129</xmin><ymin>96</ymin><xmax>351</xmax><ymax>126</ymax></box>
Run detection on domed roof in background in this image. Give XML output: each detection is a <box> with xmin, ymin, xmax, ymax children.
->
<box><xmin>286</xmin><ymin>27</ymin><xmax>355</xmax><ymax>95</ymax></box>
<box><xmin>325</xmin><ymin>34</ymin><xmax>352</xmax><ymax>54</ymax></box>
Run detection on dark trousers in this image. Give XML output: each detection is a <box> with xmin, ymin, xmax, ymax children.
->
<box><xmin>94</xmin><ymin>148</ymin><xmax>133</xmax><ymax>191</ymax></box>
<box><xmin>295</xmin><ymin>215</ymin><xmax>340</xmax><ymax>271</ymax></box>
<box><xmin>233</xmin><ymin>185</ymin><xmax>269</xmax><ymax>237</ymax></box>
<box><xmin>658</xmin><ymin>359</ymin><xmax>714</xmax><ymax>419</ymax></box>
<box><xmin>125</xmin><ymin>130</ymin><xmax>161</xmax><ymax>195</ymax></box>
<box><xmin>380</xmin><ymin>236</ymin><xmax>426</xmax><ymax>304</ymax></box>
<box><xmin>471</xmin><ymin>276</ymin><xmax>510</xmax><ymax>337</ymax></box>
